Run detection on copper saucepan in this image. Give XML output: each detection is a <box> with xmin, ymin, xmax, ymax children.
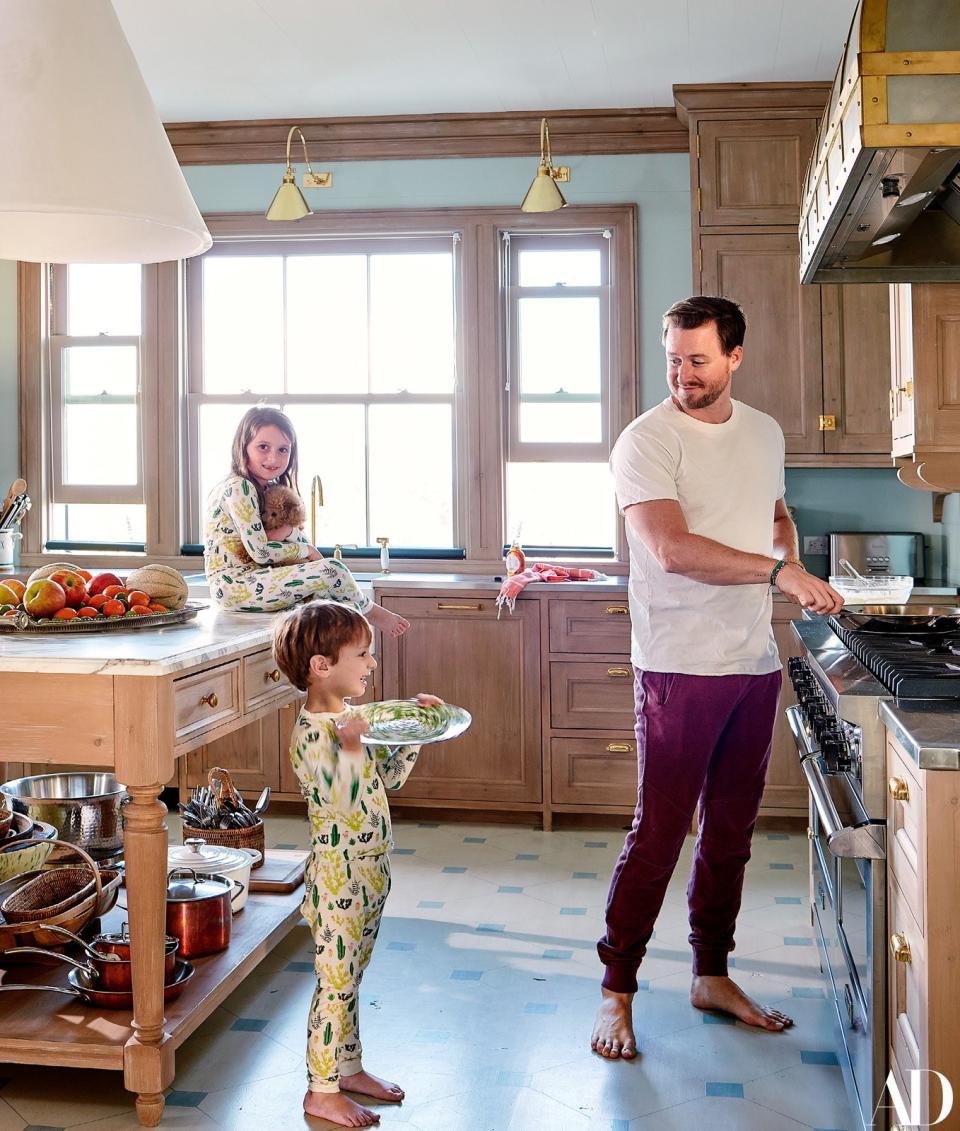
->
<box><xmin>0</xmin><ymin>959</ymin><xmax>193</xmax><ymax>1010</ymax></box>
<box><xmin>165</xmin><ymin>869</ymin><xmax>241</xmax><ymax>959</ymax></box>
<box><xmin>27</xmin><ymin>922</ymin><xmax>179</xmax><ymax>990</ymax></box>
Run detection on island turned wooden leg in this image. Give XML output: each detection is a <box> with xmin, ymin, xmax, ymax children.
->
<box><xmin>122</xmin><ymin>783</ymin><xmax>174</xmax><ymax>1127</ymax></box>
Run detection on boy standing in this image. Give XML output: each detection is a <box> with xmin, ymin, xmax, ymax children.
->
<box><xmin>273</xmin><ymin>600</ymin><xmax>442</xmax><ymax>1127</ymax></box>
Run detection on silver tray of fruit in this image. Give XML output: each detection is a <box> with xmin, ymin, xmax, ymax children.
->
<box><xmin>0</xmin><ymin>601</ymin><xmax>205</xmax><ymax>634</ymax></box>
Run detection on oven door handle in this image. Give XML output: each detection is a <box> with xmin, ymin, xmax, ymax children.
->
<box><xmin>786</xmin><ymin>706</ymin><xmax>885</xmax><ymax>861</ymax></box>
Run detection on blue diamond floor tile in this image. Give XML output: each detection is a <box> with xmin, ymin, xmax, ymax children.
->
<box><xmin>284</xmin><ymin>961</ymin><xmax>314</xmax><ymax>973</ymax></box>
<box><xmin>442</xmin><ymin>866</ymin><xmax>467</xmax><ymax>873</ymax></box>
<box><xmin>417</xmin><ymin>821</ymin><xmax>440</xmax><ymax>828</ymax></box>
<box><xmin>560</xmin><ymin>907</ymin><xmax>587</xmax><ymax>915</ymax></box>
<box><xmin>393</xmin><ymin>847</ymin><xmax>416</xmax><ymax>855</ymax></box>
<box><xmin>387</xmin><ymin>941</ymin><xmax>416</xmax><ymax>951</ymax></box>
<box><xmin>767</xmin><ymin>833</ymin><xmax>790</xmax><ymax>840</ymax></box>
<box><xmin>230</xmin><ymin>1018</ymin><xmax>269</xmax><ymax>1032</ymax></box>
<box><xmin>165</xmin><ymin>1091</ymin><xmax>208</xmax><ymax>1107</ymax></box>
<box><xmin>516</xmin><ymin>853</ymin><xmax>539</xmax><ymax>860</ymax></box>
<box><xmin>769</xmin><ymin>862</ymin><xmax>795</xmax><ymax>870</ymax></box>
<box><xmin>784</xmin><ymin>936</ymin><xmax>813</xmax><ymax>946</ymax></box>
<box><xmin>801</xmin><ymin>1050</ymin><xmax>841</xmax><ymax>1066</ymax></box>
<box><xmin>544</xmin><ymin>949</ymin><xmax>573</xmax><ymax>960</ymax></box>
<box><xmin>498</xmin><ymin>885</ymin><xmax>523</xmax><ymax>893</ymax></box>
<box><xmin>776</xmin><ymin>896</ymin><xmax>803</xmax><ymax>904</ymax></box>
<box><xmin>584</xmin><ymin>841</ymin><xmax>608</xmax><ymax>848</ymax></box>
<box><xmin>637</xmin><ymin>980</ymin><xmax>650</xmax><ymax>991</ymax></box>
<box><xmin>524</xmin><ymin>1002</ymin><xmax>558</xmax><ymax>1014</ymax></box>
<box><xmin>272</xmin><ymin>843</ymin><xmax>299</xmax><ymax>850</ymax></box>
<box><xmin>476</xmin><ymin>923</ymin><xmax>505</xmax><ymax>933</ymax></box>
<box><xmin>703</xmin><ymin>1012</ymin><xmax>737</xmax><ymax>1025</ymax></box>
<box><xmin>611</xmin><ymin>1122</ymin><xmax>631</xmax><ymax>1131</ymax></box>
<box><xmin>418</xmin><ymin>900</ymin><xmax>444</xmax><ymax>909</ymax></box>
<box><xmin>451</xmin><ymin>969</ymin><xmax>483</xmax><ymax>981</ymax></box>
<box><xmin>463</xmin><ymin>836</ymin><xmax>486</xmax><ymax>843</ymax></box>
<box><xmin>495</xmin><ymin>1070</ymin><xmax>532</xmax><ymax>1087</ymax></box>
<box><xmin>23</xmin><ymin>1126</ymin><xmax>66</xmax><ymax>1131</ymax></box>
<box><xmin>705</xmin><ymin>1082</ymin><xmax>745</xmax><ymax>1098</ymax></box>
<box><xmin>792</xmin><ymin>986</ymin><xmax>826</xmax><ymax>998</ymax></box>
<box><xmin>573</xmin><ymin>871</ymin><xmax>598</xmax><ymax>879</ymax></box>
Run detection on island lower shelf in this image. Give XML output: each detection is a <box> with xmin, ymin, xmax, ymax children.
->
<box><xmin>0</xmin><ymin>887</ymin><xmax>304</xmax><ymax>1069</ymax></box>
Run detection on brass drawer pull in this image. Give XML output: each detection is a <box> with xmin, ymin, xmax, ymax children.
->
<box><xmin>607</xmin><ymin>667</ymin><xmax>631</xmax><ymax>678</ymax></box>
<box><xmin>199</xmin><ymin>692</ymin><xmax>219</xmax><ymax>709</ymax></box>
<box><xmin>606</xmin><ymin>743</ymin><xmax>632</xmax><ymax>753</ymax></box>
<box><xmin>437</xmin><ymin>603</ymin><xmax>483</xmax><ymax>610</ymax></box>
<box><xmin>890</xmin><ymin>932</ymin><xmax>912</xmax><ymax>964</ymax></box>
<box><xmin>888</xmin><ymin>776</ymin><xmax>910</xmax><ymax>802</ymax></box>
<box><xmin>605</xmin><ymin>606</ymin><xmax>629</xmax><ymax>615</ymax></box>
<box><xmin>267</xmin><ymin>669</ymin><xmax>282</xmax><ymax>683</ymax></box>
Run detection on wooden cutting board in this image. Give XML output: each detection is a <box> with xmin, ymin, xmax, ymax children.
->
<box><xmin>249</xmin><ymin>848</ymin><xmax>308</xmax><ymax>893</ymax></box>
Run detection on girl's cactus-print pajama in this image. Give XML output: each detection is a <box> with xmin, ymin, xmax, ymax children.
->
<box><xmin>289</xmin><ymin>703</ymin><xmax>421</xmax><ymax>1093</ymax></box>
<box><xmin>203</xmin><ymin>475</ymin><xmax>373</xmax><ymax>615</ymax></box>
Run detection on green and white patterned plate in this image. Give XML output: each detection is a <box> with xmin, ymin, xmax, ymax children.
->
<box><xmin>359</xmin><ymin>700</ymin><xmax>472</xmax><ymax>746</ymax></box>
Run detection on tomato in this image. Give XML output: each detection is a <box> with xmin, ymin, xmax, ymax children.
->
<box><xmin>77</xmin><ymin>607</ymin><xmax>100</xmax><ymax>617</ymax></box>
<box><xmin>53</xmin><ymin>607</ymin><xmax>78</xmax><ymax>620</ymax></box>
<box><xmin>147</xmin><ymin>603</ymin><xmax>168</xmax><ymax>614</ymax></box>
<box><xmin>127</xmin><ymin>605</ymin><xmax>153</xmax><ymax>616</ymax></box>
<box><xmin>103</xmin><ymin>585</ymin><xmax>128</xmax><ymax>600</ymax></box>
<box><xmin>87</xmin><ymin>593</ymin><xmax>109</xmax><ymax>609</ymax></box>
<box><xmin>127</xmin><ymin>590</ymin><xmax>150</xmax><ymax>607</ymax></box>
<box><xmin>102</xmin><ymin>599</ymin><xmax>126</xmax><ymax>617</ymax></box>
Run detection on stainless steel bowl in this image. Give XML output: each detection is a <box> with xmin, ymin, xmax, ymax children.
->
<box><xmin>0</xmin><ymin>773</ymin><xmax>127</xmax><ymax>860</ymax></box>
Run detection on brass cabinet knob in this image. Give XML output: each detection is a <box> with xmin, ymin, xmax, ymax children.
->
<box><xmin>267</xmin><ymin>669</ymin><xmax>282</xmax><ymax>683</ymax></box>
<box><xmin>200</xmin><ymin>692</ymin><xmax>218</xmax><ymax>709</ymax></box>
<box><xmin>605</xmin><ymin>606</ymin><xmax>629</xmax><ymax>615</ymax></box>
<box><xmin>888</xmin><ymin>776</ymin><xmax>910</xmax><ymax>802</ymax></box>
<box><xmin>890</xmin><ymin>931</ymin><xmax>912</xmax><ymax>964</ymax></box>
<box><xmin>606</xmin><ymin>743</ymin><xmax>632</xmax><ymax>753</ymax></box>
<box><xmin>607</xmin><ymin>667</ymin><xmax>631</xmax><ymax>678</ymax></box>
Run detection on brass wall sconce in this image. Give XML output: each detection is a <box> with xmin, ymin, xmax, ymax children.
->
<box><xmin>520</xmin><ymin>118</ymin><xmax>571</xmax><ymax>213</ymax></box>
<box><xmin>265</xmin><ymin>126</ymin><xmax>333</xmax><ymax>221</ymax></box>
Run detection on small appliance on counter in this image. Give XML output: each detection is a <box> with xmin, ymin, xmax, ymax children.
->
<box><xmin>829</xmin><ymin>532</ymin><xmax>924</xmax><ymax>579</ymax></box>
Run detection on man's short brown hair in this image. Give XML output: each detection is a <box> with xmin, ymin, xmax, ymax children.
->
<box><xmin>272</xmin><ymin>601</ymin><xmax>372</xmax><ymax>692</ymax></box>
<box><xmin>661</xmin><ymin>295</ymin><xmax>747</xmax><ymax>355</ymax></box>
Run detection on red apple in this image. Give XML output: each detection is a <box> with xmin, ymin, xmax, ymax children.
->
<box><xmin>0</xmin><ymin>582</ymin><xmax>20</xmax><ymax>607</ymax></box>
<box><xmin>48</xmin><ymin>569</ymin><xmax>88</xmax><ymax>609</ymax></box>
<box><xmin>87</xmin><ymin>571</ymin><xmax>124</xmax><ymax>597</ymax></box>
<box><xmin>23</xmin><ymin>578</ymin><xmax>67</xmax><ymax>618</ymax></box>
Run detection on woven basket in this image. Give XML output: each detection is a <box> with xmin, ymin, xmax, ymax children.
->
<box><xmin>182</xmin><ymin>767</ymin><xmax>265</xmax><ymax>869</ymax></box>
<box><xmin>0</xmin><ymin>840</ymin><xmax>105</xmax><ymax>949</ymax></box>
<box><xmin>0</xmin><ymin>839</ymin><xmax>102</xmax><ymax>923</ymax></box>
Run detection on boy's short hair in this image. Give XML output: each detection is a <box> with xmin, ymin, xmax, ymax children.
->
<box><xmin>272</xmin><ymin>601</ymin><xmax>372</xmax><ymax>691</ymax></box>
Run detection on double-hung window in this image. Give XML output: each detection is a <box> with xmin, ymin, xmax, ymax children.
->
<box><xmin>46</xmin><ymin>263</ymin><xmax>151</xmax><ymax>549</ymax></box>
<box><xmin>185</xmin><ymin>236</ymin><xmax>460</xmax><ymax>555</ymax></box>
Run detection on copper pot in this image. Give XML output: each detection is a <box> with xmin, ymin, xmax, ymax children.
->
<box><xmin>23</xmin><ymin>922</ymin><xmax>178</xmax><ymax>991</ymax></box>
<box><xmin>165</xmin><ymin>869</ymin><xmax>240</xmax><ymax>959</ymax></box>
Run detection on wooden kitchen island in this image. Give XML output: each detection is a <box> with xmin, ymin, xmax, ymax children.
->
<box><xmin>0</xmin><ymin>606</ymin><xmax>301</xmax><ymax>1126</ymax></box>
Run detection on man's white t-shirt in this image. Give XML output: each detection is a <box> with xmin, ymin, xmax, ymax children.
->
<box><xmin>610</xmin><ymin>397</ymin><xmax>785</xmax><ymax>676</ymax></box>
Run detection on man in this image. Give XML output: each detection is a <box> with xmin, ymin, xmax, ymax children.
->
<box><xmin>591</xmin><ymin>295</ymin><xmax>842</xmax><ymax>1060</ymax></box>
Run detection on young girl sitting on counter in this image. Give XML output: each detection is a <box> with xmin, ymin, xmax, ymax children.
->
<box><xmin>203</xmin><ymin>406</ymin><xmax>408</xmax><ymax>637</ymax></box>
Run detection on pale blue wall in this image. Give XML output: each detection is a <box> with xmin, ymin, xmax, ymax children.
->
<box><xmin>3</xmin><ymin>150</ymin><xmax>959</xmax><ymax>581</ymax></box>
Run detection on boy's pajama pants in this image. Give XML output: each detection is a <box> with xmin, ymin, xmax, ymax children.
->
<box><xmin>304</xmin><ymin>851</ymin><xmax>391</xmax><ymax>1092</ymax></box>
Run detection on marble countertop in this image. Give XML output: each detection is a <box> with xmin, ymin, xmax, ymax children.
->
<box><xmin>0</xmin><ymin>605</ymin><xmax>281</xmax><ymax>677</ymax></box>
<box><xmin>879</xmin><ymin>700</ymin><xmax>960</xmax><ymax>771</ymax></box>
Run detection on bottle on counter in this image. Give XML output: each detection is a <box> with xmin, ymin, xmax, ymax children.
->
<box><xmin>505</xmin><ymin>529</ymin><xmax>525</xmax><ymax>577</ymax></box>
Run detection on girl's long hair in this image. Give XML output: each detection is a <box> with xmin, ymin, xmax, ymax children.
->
<box><xmin>230</xmin><ymin>406</ymin><xmax>300</xmax><ymax>512</ymax></box>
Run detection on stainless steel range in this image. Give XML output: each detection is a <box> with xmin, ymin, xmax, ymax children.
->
<box><xmin>790</xmin><ymin>611</ymin><xmax>960</xmax><ymax>1129</ymax></box>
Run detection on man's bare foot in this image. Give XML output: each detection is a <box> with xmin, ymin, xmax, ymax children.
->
<box><xmin>690</xmin><ymin>975</ymin><xmax>793</xmax><ymax>1030</ymax></box>
<box><xmin>341</xmin><ymin>1069</ymin><xmax>404</xmax><ymax>1102</ymax></box>
<box><xmin>366</xmin><ymin>604</ymin><xmax>410</xmax><ymax>638</ymax></box>
<box><xmin>590</xmin><ymin>987</ymin><xmax>638</xmax><ymax>1059</ymax></box>
<box><xmin>303</xmin><ymin>1090</ymin><xmax>380</xmax><ymax>1127</ymax></box>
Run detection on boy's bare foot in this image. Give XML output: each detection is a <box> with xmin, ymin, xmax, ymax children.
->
<box><xmin>303</xmin><ymin>1090</ymin><xmax>380</xmax><ymax>1127</ymax></box>
<box><xmin>690</xmin><ymin>975</ymin><xmax>793</xmax><ymax>1030</ymax></box>
<box><xmin>366</xmin><ymin>604</ymin><xmax>410</xmax><ymax>638</ymax></box>
<box><xmin>341</xmin><ymin>1069</ymin><xmax>404</xmax><ymax>1102</ymax></box>
<box><xmin>590</xmin><ymin>988</ymin><xmax>638</xmax><ymax>1059</ymax></box>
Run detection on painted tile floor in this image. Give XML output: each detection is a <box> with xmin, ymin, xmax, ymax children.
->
<box><xmin>0</xmin><ymin>817</ymin><xmax>856</xmax><ymax>1131</ymax></box>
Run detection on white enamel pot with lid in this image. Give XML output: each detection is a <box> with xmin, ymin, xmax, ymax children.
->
<box><xmin>167</xmin><ymin>838</ymin><xmax>261</xmax><ymax>912</ymax></box>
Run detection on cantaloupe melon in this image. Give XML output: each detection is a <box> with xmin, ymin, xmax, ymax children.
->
<box><xmin>123</xmin><ymin>564</ymin><xmax>189</xmax><ymax>610</ymax></box>
<box><xmin>27</xmin><ymin>562</ymin><xmax>82</xmax><ymax>585</ymax></box>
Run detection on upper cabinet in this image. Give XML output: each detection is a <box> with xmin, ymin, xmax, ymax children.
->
<box><xmin>675</xmin><ymin>84</ymin><xmax>894</xmax><ymax>467</ymax></box>
<box><xmin>891</xmin><ymin>283</ymin><xmax>960</xmax><ymax>492</ymax></box>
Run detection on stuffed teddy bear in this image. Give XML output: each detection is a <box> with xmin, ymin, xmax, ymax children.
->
<box><xmin>261</xmin><ymin>484</ymin><xmax>307</xmax><ymax>532</ymax></box>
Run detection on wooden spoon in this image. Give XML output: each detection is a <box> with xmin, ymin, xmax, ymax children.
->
<box><xmin>1</xmin><ymin>479</ymin><xmax>25</xmax><ymax>515</ymax></box>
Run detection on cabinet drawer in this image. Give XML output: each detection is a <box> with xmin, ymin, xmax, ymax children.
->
<box><xmin>886</xmin><ymin>738</ymin><xmax>924</xmax><ymax>935</ymax></box>
<box><xmin>244</xmin><ymin>648</ymin><xmax>293</xmax><ymax>710</ymax></box>
<box><xmin>383</xmin><ymin>595</ymin><xmax>501</xmax><ymax>620</ymax></box>
<box><xmin>550</xmin><ymin>662</ymin><xmax>635</xmax><ymax>730</ymax></box>
<box><xmin>888</xmin><ymin>872</ymin><xmax>927</xmax><ymax>1077</ymax></box>
<box><xmin>174</xmin><ymin>661</ymin><xmax>241</xmax><ymax>744</ymax></box>
<box><xmin>551</xmin><ymin>737</ymin><xmax>636</xmax><ymax>806</ymax></box>
<box><xmin>548</xmin><ymin>600</ymin><xmax>631</xmax><ymax>654</ymax></box>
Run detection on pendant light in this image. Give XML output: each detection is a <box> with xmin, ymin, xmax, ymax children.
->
<box><xmin>265</xmin><ymin>127</ymin><xmax>332</xmax><ymax>221</ymax></box>
<box><xmin>0</xmin><ymin>0</ymin><xmax>211</xmax><ymax>264</ymax></box>
<box><xmin>520</xmin><ymin>118</ymin><xmax>571</xmax><ymax>213</ymax></box>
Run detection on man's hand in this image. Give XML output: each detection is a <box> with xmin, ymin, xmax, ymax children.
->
<box><xmin>775</xmin><ymin>564</ymin><xmax>843</xmax><ymax>614</ymax></box>
<box><xmin>333</xmin><ymin>712</ymin><xmax>366</xmax><ymax>754</ymax></box>
<box><xmin>412</xmin><ymin>692</ymin><xmax>445</xmax><ymax>707</ymax></box>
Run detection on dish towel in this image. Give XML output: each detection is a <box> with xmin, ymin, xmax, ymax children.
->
<box><xmin>496</xmin><ymin>563</ymin><xmax>609</xmax><ymax>616</ymax></box>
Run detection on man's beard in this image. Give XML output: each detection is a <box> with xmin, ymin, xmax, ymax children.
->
<box><xmin>674</xmin><ymin>378</ymin><xmax>728</xmax><ymax>410</ymax></box>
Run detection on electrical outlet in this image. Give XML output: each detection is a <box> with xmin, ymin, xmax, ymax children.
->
<box><xmin>804</xmin><ymin>535</ymin><xmax>828</xmax><ymax>555</ymax></box>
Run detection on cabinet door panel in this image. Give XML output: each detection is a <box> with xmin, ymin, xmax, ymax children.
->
<box><xmin>548</xmin><ymin>599</ymin><xmax>631</xmax><ymax>654</ymax></box>
<box><xmin>700</xmin><ymin>234</ymin><xmax>823</xmax><ymax>454</ymax></box>
<box><xmin>821</xmin><ymin>284</ymin><xmax>893</xmax><ymax>454</ymax></box>
<box><xmin>698</xmin><ymin>118</ymin><xmax>817</xmax><ymax>227</ymax></box>
<box><xmin>378</xmin><ymin>596</ymin><xmax>541</xmax><ymax>802</ymax></box>
<box><xmin>182</xmin><ymin>711</ymin><xmax>281</xmax><ymax>794</ymax></box>
<box><xmin>764</xmin><ymin>609</ymin><xmax>808</xmax><ymax>814</ymax></box>
<box><xmin>550</xmin><ymin>737</ymin><xmax>636</xmax><ymax>807</ymax></box>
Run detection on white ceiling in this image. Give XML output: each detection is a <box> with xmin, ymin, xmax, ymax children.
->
<box><xmin>114</xmin><ymin>0</ymin><xmax>858</xmax><ymax>124</ymax></box>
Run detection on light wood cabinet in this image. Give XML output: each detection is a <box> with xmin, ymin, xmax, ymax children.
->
<box><xmin>181</xmin><ymin>711</ymin><xmax>281</xmax><ymax>794</ymax></box>
<box><xmin>884</xmin><ymin>730</ymin><xmax>960</xmax><ymax>1129</ymax></box>
<box><xmin>377</xmin><ymin>591</ymin><xmax>542</xmax><ymax>805</ymax></box>
<box><xmin>765</xmin><ymin>602</ymin><xmax>808</xmax><ymax>816</ymax></box>
<box><xmin>890</xmin><ymin>283</ymin><xmax>960</xmax><ymax>492</ymax></box>
<box><xmin>675</xmin><ymin>84</ymin><xmax>893</xmax><ymax>466</ymax></box>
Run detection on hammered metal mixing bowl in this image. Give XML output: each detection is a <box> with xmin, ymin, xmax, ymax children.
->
<box><xmin>0</xmin><ymin>774</ymin><xmax>127</xmax><ymax>861</ymax></box>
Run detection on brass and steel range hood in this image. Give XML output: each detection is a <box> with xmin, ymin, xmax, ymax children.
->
<box><xmin>799</xmin><ymin>0</ymin><xmax>960</xmax><ymax>284</ymax></box>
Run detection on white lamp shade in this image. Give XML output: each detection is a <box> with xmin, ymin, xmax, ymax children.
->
<box><xmin>0</xmin><ymin>0</ymin><xmax>212</xmax><ymax>263</ymax></box>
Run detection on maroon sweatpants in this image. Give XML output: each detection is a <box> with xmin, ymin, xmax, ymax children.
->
<box><xmin>597</xmin><ymin>667</ymin><xmax>782</xmax><ymax>992</ymax></box>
